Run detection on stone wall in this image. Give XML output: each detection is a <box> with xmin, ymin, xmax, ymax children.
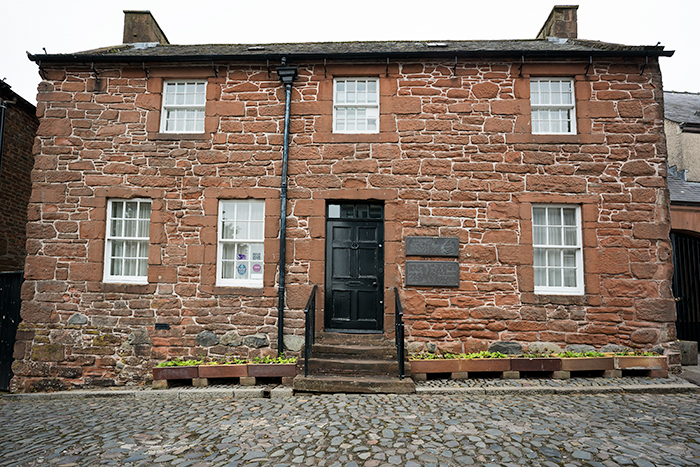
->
<box><xmin>12</xmin><ymin>57</ymin><xmax>674</xmax><ymax>391</ymax></box>
<box><xmin>0</xmin><ymin>86</ymin><xmax>38</xmax><ymax>272</ymax></box>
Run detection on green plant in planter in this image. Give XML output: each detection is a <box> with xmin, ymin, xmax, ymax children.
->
<box><xmin>556</xmin><ymin>350</ymin><xmax>605</xmax><ymax>358</ymax></box>
<box><xmin>252</xmin><ymin>355</ymin><xmax>297</xmax><ymax>364</ymax></box>
<box><xmin>460</xmin><ymin>351</ymin><xmax>508</xmax><ymax>359</ymax></box>
<box><xmin>409</xmin><ymin>352</ymin><xmax>442</xmax><ymax>360</ymax></box>
<box><xmin>156</xmin><ymin>358</ymin><xmax>203</xmax><ymax>367</ymax></box>
<box><xmin>615</xmin><ymin>350</ymin><xmax>660</xmax><ymax>356</ymax></box>
<box><xmin>204</xmin><ymin>357</ymin><xmax>249</xmax><ymax>365</ymax></box>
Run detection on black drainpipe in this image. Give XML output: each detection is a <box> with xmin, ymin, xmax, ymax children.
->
<box><xmin>276</xmin><ymin>59</ymin><xmax>298</xmax><ymax>356</ymax></box>
<box><xmin>0</xmin><ymin>100</ymin><xmax>8</xmax><ymax>175</ymax></box>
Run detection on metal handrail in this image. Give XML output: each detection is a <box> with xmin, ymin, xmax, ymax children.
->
<box><xmin>393</xmin><ymin>287</ymin><xmax>405</xmax><ymax>380</ymax></box>
<box><xmin>303</xmin><ymin>285</ymin><xmax>318</xmax><ymax>377</ymax></box>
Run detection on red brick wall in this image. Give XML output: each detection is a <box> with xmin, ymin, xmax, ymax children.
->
<box><xmin>12</xmin><ymin>57</ymin><xmax>674</xmax><ymax>391</ymax></box>
<box><xmin>0</xmin><ymin>87</ymin><xmax>38</xmax><ymax>272</ymax></box>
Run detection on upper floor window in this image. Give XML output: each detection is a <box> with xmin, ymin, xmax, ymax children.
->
<box><xmin>104</xmin><ymin>199</ymin><xmax>151</xmax><ymax>284</ymax></box>
<box><xmin>217</xmin><ymin>200</ymin><xmax>265</xmax><ymax>287</ymax></box>
<box><xmin>532</xmin><ymin>205</ymin><xmax>584</xmax><ymax>295</ymax></box>
<box><xmin>160</xmin><ymin>80</ymin><xmax>207</xmax><ymax>133</ymax></box>
<box><xmin>530</xmin><ymin>78</ymin><xmax>576</xmax><ymax>134</ymax></box>
<box><xmin>333</xmin><ymin>78</ymin><xmax>379</xmax><ymax>133</ymax></box>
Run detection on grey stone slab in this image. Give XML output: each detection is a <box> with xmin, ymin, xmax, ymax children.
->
<box><xmin>405</xmin><ymin>237</ymin><xmax>459</xmax><ymax>257</ymax></box>
<box><xmin>405</xmin><ymin>261</ymin><xmax>459</xmax><ymax>287</ymax></box>
<box><xmin>233</xmin><ymin>388</ymin><xmax>264</xmax><ymax>398</ymax></box>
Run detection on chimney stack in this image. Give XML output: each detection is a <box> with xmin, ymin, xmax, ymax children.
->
<box><xmin>536</xmin><ymin>5</ymin><xmax>578</xmax><ymax>40</ymax></box>
<box><xmin>123</xmin><ymin>11</ymin><xmax>169</xmax><ymax>44</ymax></box>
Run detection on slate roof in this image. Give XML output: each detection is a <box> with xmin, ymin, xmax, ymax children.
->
<box><xmin>664</xmin><ymin>92</ymin><xmax>700</xmax><ymax>125</ymax></box>
<box><xmin>28</xmin><ymin>38</ymin><xmax>672</xmax><ymax>63</ymax></box>
<box><xmin>668</xmin><ymin>168</ymin><xmax>700</xmax><ymax>205</ymax></box>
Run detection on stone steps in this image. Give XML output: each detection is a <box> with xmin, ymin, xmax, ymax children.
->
<box><xmin>293</xmin><ymin>332</ymin><xmax>414</xmax><ymax>394</ymax></box>
<box><xmin>293</xmin><ymin>374</ymin><xmax>415</xmax><ymax>394</ymax></box>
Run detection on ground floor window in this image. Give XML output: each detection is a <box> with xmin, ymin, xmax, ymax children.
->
<box><xmin>103</xmin><ymin>199</ymin><xmax>151</xmax><ymax>284</ymax></box>
<box><xmin>217</xmin><ymin>199</ymin><xmax>265</xmax><ymax>287</ymax></box>
<box><xmin>532</xmin><ymin>204</ymin><xmax>584</xmax><ymax>295</ymax></box>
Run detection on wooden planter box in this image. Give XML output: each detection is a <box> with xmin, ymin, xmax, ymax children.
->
<box><xmin>153</xmin><ymin>366</ymin><xmax>199</xmax><ymax>380</ymax></box>
<box><xmin>614</xmin><ymin>356</ymin><xmax>667</xmax><ymax>370</ymax></box>
<box><xmin>511</xmin><ymin>358</ymin><xmax>562</xmax><ymax>372</ymax></box>
<box><xmin>198</xmin><ymin>364</ymin><xmax>248</xmax><ymax>379</ymax></box>
<box><xmin>561</xmin><ymin>357</ymin><xmax>614</xmax><ymax>372</ymax></box>
<box><xmin>459</xmin><ymin>358</ymin><xmax>511</xmax><ymax>373</ymax></box>
<box><xmin>409</xmin><ymin>359</ymin><xmax>460</xmax><ymax>374</ymax></box>
<box><xmin>247</xmin><ymin>363</ymin><xmax>297</xmax><ymax>378</ymax></box>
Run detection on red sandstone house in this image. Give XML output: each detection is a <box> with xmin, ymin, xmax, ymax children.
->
<box><xmin>12</xmin><ymin>6</ymin><xmax>678</xmax><ymax>392</ymax></box>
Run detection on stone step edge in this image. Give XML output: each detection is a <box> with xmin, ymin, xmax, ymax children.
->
<box><xmin>2</xmin><ymin>382</ymin><xmax>697</xmax><ymax>400</ymax></box>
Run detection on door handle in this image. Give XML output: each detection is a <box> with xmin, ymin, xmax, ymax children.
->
<box><xmin>372</xmin><ymin>281</ymin><xmax>377</xmax><ymax>287</ymax></box>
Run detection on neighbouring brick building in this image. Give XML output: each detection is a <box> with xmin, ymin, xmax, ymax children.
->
<box><xmin>0</xmin><ymin>81</ymin><xmax>38</xmax><ymax>272</ymax></box>
<box><xmin>12</xmin><ymin>6</ymin><xmax>678</xmax><ymax>392</ymax></box>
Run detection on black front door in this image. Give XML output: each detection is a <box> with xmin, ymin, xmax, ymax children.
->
<box><xmin>325</xmin><ymin>203</ymin><xmax>384</xmax><ymax>332</ymax></box>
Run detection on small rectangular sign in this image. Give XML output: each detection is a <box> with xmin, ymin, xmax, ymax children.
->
<box><xmin>405</xmin><ymin>261</ymin><xmax>460</xmax><ymax>287</ymax></box>
<box><xmin>405</xmin><ymin>237</ymin><xmax>459</xmax><ymax>257</ymax></box>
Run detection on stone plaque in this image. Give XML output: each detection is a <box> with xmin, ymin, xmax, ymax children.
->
<box><xmin>405</xmin><ymin>261</ymin><xmax>460</xmax><ymax>287</ymax></box>
<box><xmin>405</xmin><ymin>237</ymin><xmax>459</xmax><ymax>257</ymax></box>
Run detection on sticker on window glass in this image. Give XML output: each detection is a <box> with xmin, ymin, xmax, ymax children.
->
<box><xmin>237</xmin><ymin>264</ymin><xmax>247</xmax><ymax>275</ymax></box>
<box><xmin>252</xmin><ymin>253</ymin><xmax>261</xmax><ymax>260</ymax></box>
<box><xmin>237</xmin><ymin>254</ymin><xmax>246</xmax><ymax>260</ymax></box>
<box><xmin>252</xmin><ymin>264</ymin><xmax>262</xmax><ymax>273</ymax></box>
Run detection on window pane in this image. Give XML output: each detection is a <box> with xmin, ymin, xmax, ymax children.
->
<box><xmin>564</xmin><ymin>227</ymin><xmax>577</xmax><ymax>246</ymax></box>
<box><xmin>138</xmin><ymin>220</ymin><xmax>149</xmax><ymax>237</ymax></box>
<box><xmin>236</xmin><ymin>202</ymin><xmax>249</xmax><ymax>220</ymax></box>
<box><xmin>548</xmin><ymin>227</ymin><xmax>562</xmax><ymax>245</ymax></box>
<box><xmin>222</xmin><ymin>243</ymin><xmax>236</xmax><ymax>260</ymax></box>
<box><xmin>534</xmin><ymin>267</ymin><xmax>546</xmax><ymax>287</ymax></box>
<box><xmin>547</xmin><ymin>249</ymin><xmax>561</xmax><ymax>267</ymax></box>
<box><xmin>563</xmin><ymin>249</ymin><xmax>577</xmax><ymax>267</ymax></box>
<box><xmin>534</xmin><ymin>249</ymin><xmax>546</xmax><ymax>266</ymax></box>
<box><xmin>548</xmin><ymin>267</ymin><xmax>562</xmax><ymax>287</ymax></box>
<box><xmin>534</xmin><ymin>226</ymin><xmax>547</xmax><ymax>245</ymax></box>
<box><xmin>563</xmin><ymin>268</ymin><xmax>576</xmax><ymax>287</ymax></box>
<box><xmin>111</xmin><ymin>219</ymin><xmax>122</xmax><ymax>237</ymax></box>
<box><xmin>250</xmin><ymin>201</ymin><xmax>264</xmax><ymax>221</ymax></box>
<box><xmin>548</xmin><ymin>208</ymin><xmax>561</xmax><ymax>225</ymax></box>
<box><xmin>249</xmin><ymin>221</ymin><xmax>263</xmax><ymax>240</ymax></box>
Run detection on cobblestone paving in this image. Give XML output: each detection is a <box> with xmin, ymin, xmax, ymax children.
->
<box><xmin>2</xmin><ymin>389</ymin><xmax>700</xmax><ymax>467</ymax></box>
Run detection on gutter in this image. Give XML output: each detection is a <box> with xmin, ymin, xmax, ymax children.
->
<box><xmin>27</xmin><ymin>48</ymin><xmax>674</xmax><ymax>65</ymax></box>
<box><xmin>275</xmin><ymin>61</ymin><xmax>298</xmax><ymax>357</ymax></box>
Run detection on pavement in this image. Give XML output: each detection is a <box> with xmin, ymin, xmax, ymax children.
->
<box><xmin>1</xmin><ymin>370</ymin><xmax>700</xmax><ymax>467</ymax></box>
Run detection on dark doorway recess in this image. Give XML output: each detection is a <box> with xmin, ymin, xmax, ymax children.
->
<box><xmin>325</xmin><ymin>203</ymin><xmax>384</xmax><ymax>332</ymax></box>
<box><xmin>0</xmin><ymin>271</ymin><xmax>23</xmax><ymax>391</ymax></box>
<box><xmin>672</xmin><ymin>231</ymin><xmax>700</xmax><ymax>343</ymax></box>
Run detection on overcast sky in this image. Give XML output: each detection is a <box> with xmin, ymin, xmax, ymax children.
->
<box><xmin>3</xmin><ymin>0</ymin><xmax>698</xmax><ymax>104</ymax></box>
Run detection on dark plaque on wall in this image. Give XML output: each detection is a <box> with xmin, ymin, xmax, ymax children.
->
<box><xmin>405</xmin><ymin>236</ymin><xmax>459</xmax><ymax>257</ymax></box>
<box><xmin>405</xmin><ymin>261</ymin><xmax>460</xmax><ymax>287</ymax></box>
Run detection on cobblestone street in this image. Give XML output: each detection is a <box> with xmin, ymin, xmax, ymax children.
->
<box><xmin>1</xmin><ymin>388</ymin><xmax>699</xmax><ymax>467</ymax></box>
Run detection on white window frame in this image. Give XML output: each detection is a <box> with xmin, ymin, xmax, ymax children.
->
<box><xmin>333</xmin><ymin>78</ymin><xmax>380</xmax><ymax>134</ymax></box>
<box><xmin>217</xmin><ymin>200</ymin><xmax>265</xmax><ymax>288</ymax></box>
<box><xmin>103</xmin><ymin>199</ymin><xmax>151</xmax><ymax>284</ymax></box>
<box><xmin>530</xmin><ymin>78</ymin><xmax>576</xmax><ymax>135</ymax></box>
<box><xmin>532</xmin><ymin>204</ymin><xmax>584</xmax><ymax>295</ymax></box>
<box><xmin>160</xmin><ymin>80</ymin><xmax>207</xmax><ymax>133</ymax></box>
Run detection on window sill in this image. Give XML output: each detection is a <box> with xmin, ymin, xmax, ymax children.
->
<box><xmin>506</xmin><ymin>134</ymin><xmax>605</xmax><ymax>144</ymax></box>
<box><xmin>201</xmin><ymin>285</ymin><xmax>266</xmax><ymax>296</ymax></box>
<box><xmin>150</xmin><ymin>132</ymin><xmax>211</xmax><ymax>140</ymax></box>
<box><xmin>315</xmin><ymin>132</ymin><xmax>399</xmax><ymax>143</ymax></box>
<box><xmin>99</xmin><ymin>282</ymin><xmax>156</xmax><ymax>294</ymax></box>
